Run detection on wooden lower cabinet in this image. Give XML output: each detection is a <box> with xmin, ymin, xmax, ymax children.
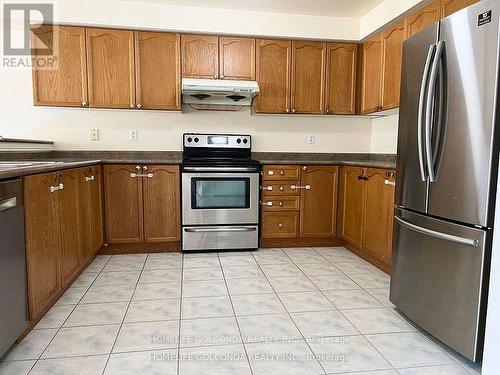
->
<box><xmin>104</xmin><ymin>164</ymin><xmax>180</xmax><ymax>245</ymax></box>
<box><xmin>24</xmin><ymin>172</ymin><xmax>62</xmax><ymax>320</ymax></box>
<box><xmin>77</xmin><ymin>166</ymin><xmax>104</xmax><ymax>262</ymax></box>
<box><xmin>24</xmin><ymin>166</ymin><xmax>103</xmax><ymax>320</ymax></box>
<box><xmin>261</xmin><ymin>165</ymin><xmax>338</xmax><ymax>241</ymax></box>
<box><xmin>338</xmin><ymin>166</ymin><xmax>396</xmax><ymax>271</ymax></box>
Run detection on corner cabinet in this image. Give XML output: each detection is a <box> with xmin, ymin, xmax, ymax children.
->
<box><xmin>86</xmin><ymin>28</ymin><xmax>135</xmax><ymax>109</ymax></box>
<box><xmin>31</xmin><ymin>25</ymin><xmax>88</xmax><ymax>107</ymax></box>
<box><xmin>338</xmin><ymin>166</ymin><xmax>396</xmax><ymax>272</ymax></box>
<box><xmin>104</xmin><ymin>164</ymin><xmax>180</xmax><ymax>245</ymax></box>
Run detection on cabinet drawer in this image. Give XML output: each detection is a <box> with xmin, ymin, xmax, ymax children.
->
<box><xmin>261</xmin><ymin>196</ymin><xmax>300</xmax><ymax>211</ymax></box>
<box><xmin>262</xmin><ymin>165</ymin><xmax>301</xmax><ymax>181</ymax></box>
<box><xmin>261</xmin><ymin>212</ymin><xmax>299</xmax><ymax>238</ymax></box>
<box><xmin>261</xmin><ymin>181</ymin><xmax>300</xmax><ymax>196</ymax></box>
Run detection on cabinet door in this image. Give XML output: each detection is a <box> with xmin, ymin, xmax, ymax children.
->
<box><xmin>24</xmin><ymin>173</ymin><xmax>61</xmax><ymax>319</ymax></box>
<box><xmin>59</xmin><ymin>170</ymin><xmax>81</xmax><ymax>284</ymax></box>
<box><xmin>362</xmin><ymin>169</ymin><xmax>396</xmax><ymax>265</ymax></box>
<box><xmin>31</xmin><ymin>25</ymin><xmax>87</xmax><ymax>107</ymax></box>
<box><xmin>135</xmin><ymin>31</ymin><xmax>181</xmax><ymax>110</ymax></box>
<box><xmin>77</xmin><ymin>168</ymin><xmax>93</xmax><ymax>263</ymax></box>
<box><xmin>406</xmin><ymin>0</ymin><xmax>441</xmax><ymax>38</ymax></box>
<box><xmin>338</xmin><ymin>166</ymin><xmax>366</xmax><ymax>248</ymax></box>
<box><xmin>255</xmin><ymin>39</ymin><xmax>292</xmax><ymax>113</ymax></box>
<box><xmin>181</xmin><ymin>35</ymin><xmax>219</xmax><ymax>79</ymax></box>
<box><xmin>441</xmin><ymin>0</ymin><xmax>478</xmax><ymax>18</ymax></box>
<box><xmin>361</xmin><ymin>37</ymin><xmax>383</xmax><ymax>114</ymax></box>
<box><xmin>382</xmin><ymin>21</ymin><xmax>406</xmax><ymax>110</ymax></box>
<box><xmin>300</xmin><ymin>166</ymin><xmax>338</xmax><ymax>237</ymax></box>
<box><xmin>90</xmin><ymin>166</ymin><xmax>104</xmax><ymax>254</ymax></box>
<box><xmin>291</xmin><ymin>41</ymin><xmax>326</xmax><ymax>114</ymax></box>
<box><xmin>86</xmin><ymin>28</ymin><xmax>135</xmax><ymax>109</ymax></box>
<box><xmin>143</xmin><ymin>165</ymin><xmax>180</xmax><ymax>242</ymax></box>
<box><xmin>325</xmin><ymin>43</ymin><xmax>357</xmax><ymax>115</ymax></box>
<box><xmin>219</xmin><ymin>37</ymin><xmax>256</xmax><ymax>80</ymax></box>
<box><xmin>104</xmin><ymin>165</ymin><xmax>144</xmax><ymax>243</ymax></box>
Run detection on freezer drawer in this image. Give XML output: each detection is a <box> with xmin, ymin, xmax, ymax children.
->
<box><xmin>390</xmin><ymin>208</ymin><xmax>490</xmax><ymax>361</ymax></box>
<box><xmin>182</xmin><ymin>225</ymin><xmax>259</xmax><ymax>251</ymax></box>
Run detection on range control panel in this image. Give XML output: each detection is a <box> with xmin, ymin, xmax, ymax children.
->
<box><xmin>183</xmin><ymin>133</ymin><xmax>251</xmax><ymax>149</ymax></box>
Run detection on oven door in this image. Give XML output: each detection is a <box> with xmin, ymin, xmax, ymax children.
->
<box><xmin>182</xmin><ymin>172</ymin><xmax>259</xmax><ymax>225</ymax></box>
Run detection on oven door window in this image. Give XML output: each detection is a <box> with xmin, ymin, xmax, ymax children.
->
<box><xmin>192</xmin><ymin>178</ymin><xmax>250</xmax><ymax>209</ymax></box>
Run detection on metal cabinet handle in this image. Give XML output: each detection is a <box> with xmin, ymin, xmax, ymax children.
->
<box><xmin>286</xmin><ymin>108</ymin><xmax>290</xmax><ymax>113</ymax></box>
<box><xmin>267</xmin><ymin>170</ymin><xmax>274</xmax><ymax>176</ymax></box>
<box><xmin>85</xmin><ymin>175</ymin><xmax>95</xmax><ymax>182</ymax></box>
<box><xmin>290</xmin><ymin>185</ymin><xmax>311</xmax><ymax>190</ymax></box>
<box><xmin>131</xmin><ymin>173</ymin><xmax>154</xmax><ymax>178</ymax></box>
<box><xmin>279</xmin><ymin>170</ymin><xmax>285</xmax><ymax>176</ymax></box>
<box><xmin>143</xmin><ymin>166</ymin><xmax>148</xmax><ymax>171</ymax></box>
<box><xmin>185</xmin><ymin>226</ymin><xmax>257</xmax><ymax>233</ymax></box>
<box><xmin>130</xmin><ymin>104</ymin><xmax>135</xmax><ymax>109</ymax></box>
<box><xmin>81</xmin><ymin>101</ymin><xmax>87</xmax><ymax>107</ymax></box>
<box><xmin>0</xmin><ymin>197</ymin><xmax>17</xmax><ymax>212</ymax></box>
<box><xmin>136</xmin><ymin>104</ymin><xmax>142</xmax><ymax>109</ymax></box>
<box><xmin>213</xmin><ymin>74</ymin><xmax>218</xmax><ymax>79</ymax></box>
<box><xmin>384</xmin><ymin>179</ymin><xmax>395</xmax><ymax>186</ymax></box>
<box><xmin>358</xmin><ymin>175</ymin><xmax>368</xmax><ymax>181</ymax></box>
<box><xmin>394</xmin><ymin>216</ymin><xmax>479</xmax><ymax>248</ymax></box>
<box><xmin>302</xmin><ymin>166</ymin><xmax>308</xmax><ymax>171</ymax></box>
<box><xmin>261</xmin><ymin>202</ymin><xmax>273</xmax><ymax>206</ymax></box>
<box><xmin>279</xmin><ymin>186</ymin><xmax>284</xmax><ymax>191</ymax></box>
<box><xmin>50</xmin><ymin>183</ymin><xmax>64</xmax><ymax>193</ymax></box>
<box><xmin>278</xmin><ymin>202</ymin><xmax>283</xmax><ymax>207</ymax></box>
<box><xmin>261</xmin><ymin>186</ymin><xmax>273</xmax><ymax>191</ymax></box>
<box><xmin>278</xmin><ymin>223</ymin><xmax>284</xmax><ymax>228</ymax></box>
<box><xmin>291</xmin><ymin>109</ymin><xmax>296</xmax><ymax>113</ymax></box>
<box><xmin>136</xmin><ymin>165</ymin><xmax>141</xmax><ymax>170</ymax></box>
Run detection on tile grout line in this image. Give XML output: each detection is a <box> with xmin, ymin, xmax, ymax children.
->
<box><xmin>250</xmin><ymin>247</ymin><xmax>328</xmax><ymax>375</ymax></box>
<box><xmin>217</xmin><ymin>251</ymin><xmax>255</xmax><ymax>375</ymax></box>
<box><xmin>24</xmin><ymin>255</ymin><xmax>113</xmax><ymax>374</ymax></box>
<box><xmin>284</xmin><ymin>247</ymin><xmax>399</xmax><ymax>374</ymax></box>
<box><xmin>100</xmin><ymin>254</ymin><xmax>148</xmax><ymax>375</ymax></box>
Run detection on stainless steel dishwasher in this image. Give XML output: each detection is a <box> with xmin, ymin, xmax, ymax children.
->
<box><xmin>0</xmin><ymin>179</ymin><xmax>28</xmax><ymax>357</ymax></box>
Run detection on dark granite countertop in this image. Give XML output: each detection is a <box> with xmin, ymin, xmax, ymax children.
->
<box><xmin>0</xmin><ymin>151</ymin><xmax>395</xmax><ymax>180</ymax></box>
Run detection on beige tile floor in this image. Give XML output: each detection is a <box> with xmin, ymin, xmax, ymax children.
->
<box><xmin>0</xmin><ymin>247</ymin><xmax>482</xmax><ymax>374</ymax></box>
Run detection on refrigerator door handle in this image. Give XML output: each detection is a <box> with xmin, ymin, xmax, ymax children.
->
<box><xmin>418</xmin><ymin>44</ymin><xmax>436</xmax><ymax>182</ymax></box>
<box><xmin>425</xmin><ymin>40</ymin><xmax>445</xmax><ymax>183</ymax></box>
<box><xmin>394</xmin><ymin>216</ymin><xmax>479</xmax><ymax>248</ymax></box>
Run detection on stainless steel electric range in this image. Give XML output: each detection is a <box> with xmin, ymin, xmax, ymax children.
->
<box><xmin>181</xmin><ymin>133</ymin><xmax>260</xmax><ymax>252</ymax></box>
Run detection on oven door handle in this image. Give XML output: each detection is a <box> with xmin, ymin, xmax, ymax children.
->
<box><xmin>183</xmin><ymin>166</ymin><xmax>258</xmax><ymax>172</ymax></box>
<box><xmin>184</xmin><ymin>226</ymin><xmax>257</xmax><ymax>233</ymax></box>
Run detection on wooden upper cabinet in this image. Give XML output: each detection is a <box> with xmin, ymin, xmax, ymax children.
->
<box><xmin>143</xmin><ymin>165</ymin><xmax>180</xmax><ymax>242</ymax></box>
<box><xmin>338</xmin><ymin>166</ymin><xmax>366</xmax><ymax>248</ymax></box>
<box><xmin>406</xmin><ymin>0</ymin><xmax>441</xmax><ymax>38</ymax></box>
<box><xmin>325</xmin><ymin>43</ymin><xmax>357</xmax><ymax>115</ymax></box>
<box><xmin>362</xmin><ymin>168</ymin><xmax>396</xmax><ymax>265</ymax></box>
<box><xmin>181</xmin><ymin>34</ymin><xmax>219</xmax><ymax>79</ymax></box>
<box><xmin>219</xmin><ymin>37</ymin><xmax>256</xmax><ymax>80</ymax></box>
<box><xmin>86</xmin><ymin>28</ymin><xmax>135</xmax><ymax>109</ymax></box>
<box><xmin>382</xmin><ymin>21</ymin><xmax>406</xmax><ymax>110</ymax></box>
<box><xmin>361</xmin><ymin>37</ymin><xmax>383</xmax><ymax>114</ymax></box>
<box><xmin>441</xmin><ymin>0</ymin><xmax>478</xmax><ymax>18</ymax></box>
<box><xmin>291</xmin><ymin>41</ymin><xmax>326</xmax><ymax>114</ymax></box>
<box><xmin>31</xmin><ymin>25</ymin><xmax>87</xmax><ymax>107</ymax></box>
<box><xmin>104</xmin><ymin>165</ymin><xmax>144</xmax><ymax>243</ymax></box>
<box><xmin>255</xmin><ymin>39</ymin><xmax>292</xmax><ymax>113</ymax></box>
<box><xmin>135</xmin><ymin>31</ymin><xmax>181</xmax><ymax>110</ymax></box>
<box><xmin>24</xmin><ymin>173</ymin><xmax>61</xmax><ymax>319</ymax></box>
<box><xmin>300</xmin><ymin>166</ymin><xmax>338</xmax><ymax>237</ymax></box>
<box><xmin>59</xmin><ymin>170</ymin><xmax>81</xmax><ymax>284</ymax></box>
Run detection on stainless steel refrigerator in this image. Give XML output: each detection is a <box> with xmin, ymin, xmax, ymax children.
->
<box><xmin>391</xmin><ymin>0</ymin><xmax>499</xmax><ymax>362</ymax></box>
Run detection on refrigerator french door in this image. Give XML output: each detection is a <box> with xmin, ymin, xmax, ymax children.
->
<box><xmin>392</xmin><ymin>0</ymin><xmax>500</xmax><ymax>362</ymax></box>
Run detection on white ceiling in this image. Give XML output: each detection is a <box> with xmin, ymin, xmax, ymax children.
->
<box><xmin>121</xmin><ymin>0</ymin><xmax>386</xmax><ymax>18</ymax></box>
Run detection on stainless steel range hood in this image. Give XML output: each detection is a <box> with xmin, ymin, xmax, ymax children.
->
<box><xmin>181</xmin><ymin>78</ymin><xmax>259</xmax><ymax>106</ymax></box>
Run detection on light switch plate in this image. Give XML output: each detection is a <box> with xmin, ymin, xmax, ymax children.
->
<box><xmin>307</xmin><ymin>134</ymin><xmax>316</xmax><ymax>144</ymax></box>
<box><xmin>129</xmin><ymin>130</ymin><xmax>138</xmax><ymax>141</ymax></box>
<box><xmin>90</xmin><ymin>129</ymin><xmax>99</xmax><ymax>141</ymax></box>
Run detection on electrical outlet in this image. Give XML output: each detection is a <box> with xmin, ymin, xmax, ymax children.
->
<box><xmin>89</xmin><ymin>129</ymin><xmax>100</xmax><ymax>141</ymax></box>
<box><xmin>307</xmin><ymin>134</ymin><xmax>316</xmax><ymax>144</ymax></box>
<box><xmin>129</xmin><ymin>130</ymin><xmax>138</xmax><ymax>141</ymax></box>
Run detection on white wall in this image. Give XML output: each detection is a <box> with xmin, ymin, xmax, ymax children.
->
<box><xmin>0</xmin><ymin>67</ymin><xmax>373</xmax><ymax>152</ymax></box>
<box><xmin>370</xmin><ymin>114</ymin><xmax>399</xmax><ymax>154</ymax></box>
